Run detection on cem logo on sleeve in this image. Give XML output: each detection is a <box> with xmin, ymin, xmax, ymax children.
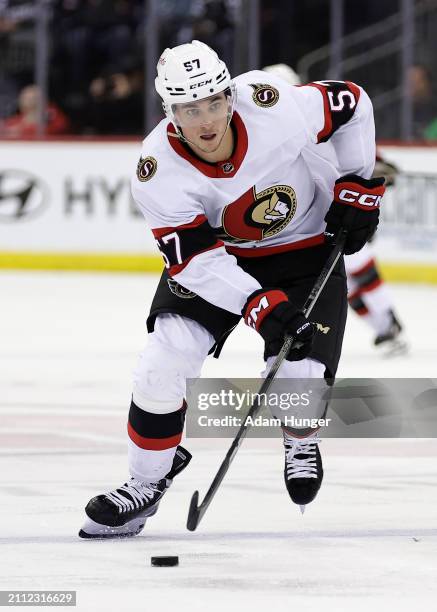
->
<box><xmin>136</xmin><ymin>156</ymin><xmax>158</xmax><ymax>182</ymax></box>
<box><xmin>250</xmin><ymin>83</ymin><xmax>280</xmax><ymax>108</ymax></box>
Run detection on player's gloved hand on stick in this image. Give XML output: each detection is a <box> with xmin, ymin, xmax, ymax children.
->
<box><xmin>324</xmin><ymin>174</ymin><xmax>385</xmax><ymax>255</ymax></box>
<box><xmin>242</xmin><ymin>288</ymin><xmax>315</xmax><ymax>361</ymax></box>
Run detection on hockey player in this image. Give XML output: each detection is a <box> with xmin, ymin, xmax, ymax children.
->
<box><xmin>345</xmin><ymin>244</ymin><xmax>407</xmax><ymax>354</ymax></box>
<box><xmin>345</xmin><ymin>154</ymin><xmax>408</xmax><ymax>355</ymax></box>
<box><xmin>79</xmin><ymin>41</ymin><xmax>384</xmax><ymax>538</ymax></box>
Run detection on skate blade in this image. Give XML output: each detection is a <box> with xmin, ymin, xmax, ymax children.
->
<box><xmin>78</xmin><ymin>516</ymin><xmax>147</xmax><ymax>539</ymax></box>
<box><xmin>78</xmin><ymin>506</ymin><xmax>158</xmax><ymax>539</ymax></box>
<box><xmin>380</xmin><ymin>338</ymin><xmax>409</xmax><ymax>358</ymax></box>
<box><xmin>299</xmin><ymin>505</ymin><xmax>306</xmax><ymax>515</ymax></box>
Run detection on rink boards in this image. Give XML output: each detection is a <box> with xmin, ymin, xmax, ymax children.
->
<box><xmin>0</xmin><ymin>139</ymin><xmax>436</xmax><ymax>282</ymax></box>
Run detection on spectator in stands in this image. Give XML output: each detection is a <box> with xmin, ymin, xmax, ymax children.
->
<box><xmin>84</xmin><ymin>61</ymin><xmax>143</xmax><ymax>134</ymax></box>
<box><xmin>0</xmin><ymin>0</ymin><xmax>37</xmax><ymax>40</ymax></box>
<box><xmin>424</xmin><ymin>117</ymin><xmax>437</xmax><ymax>140</ymax></box>
<box><xmin>52</xmin><ymin>0</ymin><xmax>143</xmax><ymax>96</ymax></box>
<box><xmin>0</xmin><ymin>1</ymin><xmax>38</xmax><ymax>91</ymax></box>
<box><xmin>408</xmin><ymin>63</ymin><xmax>437</xmax><ymax>140</ymax></box>
<box><xmin>50</xmin><ymin>0</ymin><xmax>144</xmax><ymax>132</ymax></box>
<box><xmin>0</xmin><ymin>74</ymin><xmax>19</xmax><ymax>121</ymax></box>
<box><xmin>191</xmin><ymin>0</ymin><xmax>234</xmax><ymax>68</ymax></box>
<box><xmin>1</xmin><ymin>84</ymin><xmax>70</xmax><ymax>137</ymax></box>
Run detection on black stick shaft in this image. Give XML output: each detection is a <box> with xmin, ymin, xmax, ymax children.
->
<box><xmin>187</xmin><ymin>232</ymin><xmax>347</xmax><ymax>530</ymax></box>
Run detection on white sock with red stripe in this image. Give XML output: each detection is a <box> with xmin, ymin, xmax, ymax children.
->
<box><xmin>360</xmin><ymin>283</ymin><xmax>394</xmax><ymax>335</ymax></box>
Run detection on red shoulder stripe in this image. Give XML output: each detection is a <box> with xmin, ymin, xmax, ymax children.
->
<box><xmin>307</xmin><ymin>82</ymin><xmax>333</xmax><ymax>143</ymax></box>
<box><xmin>169</xmin><ymin>240</ymin><xmax>223</xmax><ymax>276</ymax></box>
<box><xmin>152</xmin><ymin>214</ymin><xmax>207</xmax><ymax>239</ymax></box>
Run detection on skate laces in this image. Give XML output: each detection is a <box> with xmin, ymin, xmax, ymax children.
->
<box><xmin>284</xmin><ymin>433</ymin><xmax>321</xmax><ymax>480</ymax></box>
<box><xmin>105</xmin><ymin>480</ymin><xmax>161</xmax><ymax>514</ymax></box>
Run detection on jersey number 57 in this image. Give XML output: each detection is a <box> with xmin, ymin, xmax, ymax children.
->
<box><xmin>155</xmin><ymin>232</ymin><xmax>183</xmax><ymax>269</ymax></box>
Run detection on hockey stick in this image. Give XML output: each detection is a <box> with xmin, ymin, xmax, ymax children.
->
<box><xmin>186</xmin><ymin>230</ymin><xmax>348</xmax><ymax>531</ymax></box>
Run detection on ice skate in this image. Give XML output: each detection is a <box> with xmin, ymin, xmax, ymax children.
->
<box><xmin>79</xmin><ymin>446</ymin><xmax>191</xmax><ymax>539</ymax></box>
<box><xmin>283</xmin><ymin>431</ymin><xmax>323</xmax><ymax>510</ymax></box>
<box><xmin>374</xmin><ymin>310</ymin><xmax>408</xmax><ymax>357</ymax></box>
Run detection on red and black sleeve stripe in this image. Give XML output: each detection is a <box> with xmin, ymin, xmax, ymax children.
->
<box><xmin>152</xmin><ymin>214</ymin><xmax>223</xmax><ymax>276</ymax></box>
<box><xmin>307</xmin><ymin>80</ymin><xmax>361</xmax><ymax>143</ymax></box>
<box><xmin>128</xmin><ymin>399</ymin><xmax>187</xmax><ymax>451</ymax></box>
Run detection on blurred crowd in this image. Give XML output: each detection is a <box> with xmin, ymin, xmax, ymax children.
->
<box><xmin>1</xmin><ymin>0</ymin><xmax>437</xmax><ymax>139</ymax></box>
<box><xmin>0</xmin><ymin>0</ymin><xmax>237</xmax><ymax>136</ymax></box>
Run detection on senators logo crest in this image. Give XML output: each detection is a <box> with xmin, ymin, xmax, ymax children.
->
<box><xmin>136</xmin><ymin>156</ymin><xmax>157</xmax><ymax>182</ymax></box>
<box><xmin>167</xmin><ymin>279</ymin><xmax>197</xmax><ymax>299</ymax></box>
<box><xmin>216</xmin><ymin>184</ymin><xmax>297</xmax><ymax>244</ymax></box>
<box><xmin>250</xmin><ymin>83</ymin><xmax>279</xmax><ymax>107</ymax></box>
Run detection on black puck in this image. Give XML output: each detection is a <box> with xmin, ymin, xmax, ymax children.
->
<box><xmin>151</xmin><ymin>556</ymin><xmax>179</xmax><ymax>567</ymax></box>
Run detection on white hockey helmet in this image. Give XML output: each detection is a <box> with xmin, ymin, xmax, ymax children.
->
<box><xmin>155</xmin><ymin>40</ymin><xmax>235</xmax><ymax>129</ymax></box>
<box><xmin>263</xmin><ymin>63</ymin><xmax>302</xmax><ymax>86</ymax></box>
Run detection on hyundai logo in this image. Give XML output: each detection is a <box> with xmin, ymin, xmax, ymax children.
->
<box><xmin>0</xmin><ymin>169</ymin><xmax>48</xmax><ymax>222</ymax></box>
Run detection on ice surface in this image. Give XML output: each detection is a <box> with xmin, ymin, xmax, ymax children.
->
<box><xmin>1</xmin><ymin>272</ymin><xmax>436</xmax><ymax>611</ymax></box>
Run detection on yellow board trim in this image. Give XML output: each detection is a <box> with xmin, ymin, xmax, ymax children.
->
<box><xmin>378</xmin><ymin>263</ymin><xmax>437</xmax><ymax>284</ymax></box>
<box><xmin>1</xmin><ymin>252</ymin><xmax>437</xmax><ymax>283</ymax></box>
<box><xmin>0</xmin><ymin>252</ymin><xmax>164</xmax><ymax>273</ymax></box>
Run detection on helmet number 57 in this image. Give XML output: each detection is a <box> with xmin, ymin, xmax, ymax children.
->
<box><xmin>184</xmin><ymin>59</ymin><xmax>200</xmax><ymax>72</ymax></box>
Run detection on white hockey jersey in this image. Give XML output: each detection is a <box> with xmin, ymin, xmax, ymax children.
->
<box><xmin>131</xmin><ymin>70</ymin><xmax>376</xmax><ymax>315</ymax></box>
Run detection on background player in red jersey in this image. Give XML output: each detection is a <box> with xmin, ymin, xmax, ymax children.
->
<box><xmin>345</xmin><ymin>154</ymin><xmax>408</xmax><ymax>356</ymax></box>
<box><xmin>79</xmin><ymin>41</ymin><xmax>384</xmax><ymax>538</ymax></box>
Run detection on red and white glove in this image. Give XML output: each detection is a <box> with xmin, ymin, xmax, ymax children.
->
<box><xmin>242</xmin><ymin>289</ymin><xmax>315</xmax><ymax>361</ymax></box>
<box><xmin>324</xmin><ymin>174</ymin><xmax>385</xmax><ymax>255</ymax></box>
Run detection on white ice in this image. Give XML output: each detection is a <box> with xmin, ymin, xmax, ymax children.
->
<box><xmin>1</xmin><ymin>271</ymin><xmax>436</xmax><ymax>612</ymax></box>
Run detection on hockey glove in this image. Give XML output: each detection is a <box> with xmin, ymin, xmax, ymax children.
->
<box><xmin>242</xmin><ymin>289</ymin><xmax>315</xmax><ymax>361</ymax></box>
<box><xmin>324</xmin><ymin>174</ymin><xmax>385</xmax><ymax>255</ymax></box>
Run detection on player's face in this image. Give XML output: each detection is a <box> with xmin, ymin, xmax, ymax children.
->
<box><xmin>173</xmin><ymin>92</ymin><xmax>231</xmax><ymax>153</ymax></box>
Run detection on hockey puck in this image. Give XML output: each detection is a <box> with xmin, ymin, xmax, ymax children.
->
<box><xmin>151</xmin><ymin>556</ymin><xmax>179</xmax><ymax>567</ymax></box>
